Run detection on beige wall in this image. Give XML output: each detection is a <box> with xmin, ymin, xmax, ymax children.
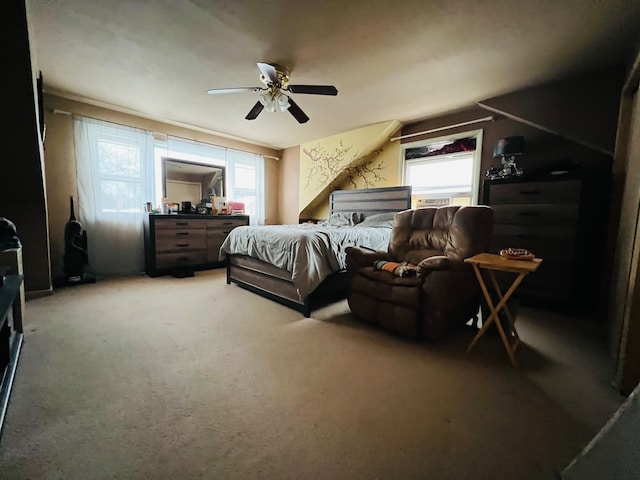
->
<box><xmin>278</xmin><ymin>146</ymin><xmax>300</xmax><ymax>224</ymax></box>
<box><xmin>264</xmin><ymin>151</ymin><xmax>279</xmax><ymax>226</ymax></box>
<box><xmin>43</xmin><ymin>94</ymin><xmax>280</xmax><ymax>279</ymax></box>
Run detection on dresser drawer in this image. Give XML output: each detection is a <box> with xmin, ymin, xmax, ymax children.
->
<box><xmin>206</xmin><ymin>218</ymin><xmax>248</xmax><ymax>230</ymax></box>
<box><xmin>207</xmin><ymin>242</ymin><xmax>224</xmax><ymax>263</ymax></box>
<box><xmin>154</xmin><ymin>218</ymin><xmax>207</xmax><ymax>230</ymax></box>
<box><xmin>207</xmin><ymin>230</ymin><xmax>231</xmax><ymax>263</ymax></box>
<box><xmin>493</xmin><ymin>259</ymin><xmax>575</xmax><ymax>304</ymax></box>
<box><xmin>155</xmin><ymin>228</ymin><xmax>206</xmax><ymax>241</ymax></box>
<box><xmin>491</xmin><ymin>204</ymin><xmax>579</xmax><ymax>225</ymax></box>
<box><xmin>156</xmin><ymin>251</ymin><xmax>207</xmax><ymax>269</ymax></box>
<box><xmin>489</xmin><ymin>180</ymin><xmax>581</xmax><ymax>204</ymax></box>
<box><xmin>207</xmin><ymin>229</ymin><xmax>231</xmax><ymax>242</ymax></box>
<box><xmin>524</xmin><ymin>264</ymin><xmax>573</xmax><ymax>290</ymax></box>
<box><xmin>155</xmin><ymin>235</ymin><xmax>206</xmax><ymax>253</ymax></box>
<box><xmin>491</xmin><ymin>224</ymin><xmax>576</xmax><ymax>261</ymax></box>
<box><xmin>492</xmin><ymin>223</ymin><xmax>577</xmax><ymax>242</ymax></box>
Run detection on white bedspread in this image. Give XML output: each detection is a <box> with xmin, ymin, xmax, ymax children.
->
<box><xmin>219</xmin><ymin>223</ymin><xmax>391</xmax><ymax>300</ymax></box>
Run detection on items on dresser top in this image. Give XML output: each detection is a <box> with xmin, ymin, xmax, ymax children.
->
<box><xmin>143</xmin><ymin>214</ymin><xmax>249</xmax><ymax>277</ymax></box>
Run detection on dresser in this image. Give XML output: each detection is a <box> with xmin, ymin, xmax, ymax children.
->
<box><xmin>482</xmin><ymin>171</ymin><xmax>608</xmax><ymax>315</ymax></box>
<box><xmin>144</xmin><ymin>214</ymin><xmax>249</xmax><ymax>277</ymax></box>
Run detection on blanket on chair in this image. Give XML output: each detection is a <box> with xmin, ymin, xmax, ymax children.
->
<box><xmin>373</xmin><ymin>260</ymin><xmax>417</xmax><ymax>277</ymax></box>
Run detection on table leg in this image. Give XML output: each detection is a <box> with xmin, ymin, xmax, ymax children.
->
<box><xmin>467</xmin><ymin>266</ymin><xmax>528</xmax><ymax>367</ymax></box>
<box><xmin>467</xmin><ymin>265</ymin><xmax>498</xmax><ymax>349</ymax></box>
<box><xmin>488</xmin><ymin>271</ymin><xmax>521</xmax><ymax>348</ymax></box>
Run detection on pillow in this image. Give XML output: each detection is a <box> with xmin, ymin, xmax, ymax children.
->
<box><xmin>323</xmin><ymin>211</ymin><xmax>365</xmax><ymax>227</ymax></box>
<box><xmin>356</xmin><ymin>212</ymin><xmax>396</xmax><ymax>228</ymax></box>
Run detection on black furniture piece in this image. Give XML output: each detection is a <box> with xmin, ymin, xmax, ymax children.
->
<box><xmin>0</xmin><ymin>274</ymin><xmax>24</xmax><ymax>441</ymax></box>
<box><xmin>482</xmin><ymin>169</ymin><xmax>609</xmax><ymax>315</ymax></box>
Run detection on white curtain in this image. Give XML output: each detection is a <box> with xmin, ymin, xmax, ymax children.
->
<box><xmin>74</xmin><ymin>116</ymin><xmax>155</xmax><ymax>276</ymax></box>
<box><xmin>226</xmin><ymin>149</ymin><xmax>265</xmax><ymax>225</ymax></box>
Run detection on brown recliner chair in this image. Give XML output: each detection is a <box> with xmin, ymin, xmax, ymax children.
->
<box><xmin>345</xmin><ymin>205</ymin><xmax>494</xmax><ymax>341</ymax></box>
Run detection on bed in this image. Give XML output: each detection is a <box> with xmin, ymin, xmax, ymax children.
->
<box><xmin>220</xmin><ymin>186</ymin><xmax>412</xmax><ymax>317</ymax></box>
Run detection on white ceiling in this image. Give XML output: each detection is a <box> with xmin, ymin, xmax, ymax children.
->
<box><xmin>27</xmin><ymin>0</ymin><xmax>640</xmax><ymax>150</ymax></box>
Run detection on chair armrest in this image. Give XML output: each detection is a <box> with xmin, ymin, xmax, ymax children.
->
<box><xmin>417</xmin><ymin>255</ymin><xmax>452</xmax><ymax>278</ymax></box>
<box><xmin>345</xmin><ymin>246</ymin><xmax>392</xmax><ymax>273</ymax></box>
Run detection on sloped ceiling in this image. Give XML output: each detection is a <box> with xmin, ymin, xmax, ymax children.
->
<box><xmin>26</xmin><ymin>0</ymin><xmax>640</xmax><ymax>150</ymax></box>
<box><xmin>478</xmin><ymin>66</ymin><xmax>625</xmax><ymax>155</ymax></box>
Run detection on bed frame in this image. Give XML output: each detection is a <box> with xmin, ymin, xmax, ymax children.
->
<box><xmin>226</xmin><ymin>186</ymin><xmax>412</xmax><ymax>317</ymax></box>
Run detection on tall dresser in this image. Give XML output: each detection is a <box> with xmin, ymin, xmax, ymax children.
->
<box><xmin>482</xmin><ymin>169</ymin><xmax>609</xmax><ymax>316</ymax></box>
<box><xmin>144</xmin><ymin>214</ymin><xmax>249</xmax><ymax>277</ymax></box>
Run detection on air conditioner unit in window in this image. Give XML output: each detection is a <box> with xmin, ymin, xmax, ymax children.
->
<box><xmin>416</xmin><ymin>196</ymin><xmax>452</xmax><ymax>208</ymax></box>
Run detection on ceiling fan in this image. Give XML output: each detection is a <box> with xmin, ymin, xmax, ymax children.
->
<box><xmin>206</xmin><ymin>62</ymin><xmax>338</xmax><ymax>124</ymax></box>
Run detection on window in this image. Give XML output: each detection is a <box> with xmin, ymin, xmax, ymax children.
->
<box><xmin>73</xmin><ymin>116</ymin><xmax>155</xmax><ymax>275</ymax></box>
<box><xmin>226</xmin><ymin>149</ymin><xmax>265</xmax><ymax>225</ymax></box>
<box><xmin>402</xmin><ymin>130</ymin><xmax>483</xmax><ymax>207</ymax></box>
<box><xmin>158</xmin><ymin>136</ymin><xmax>265</xmax><ymax>225</ymax></box>
<box><xmin>97</xmin><ymin>135</ymin><xmax>146</xmax><ymax>213</ymax></box>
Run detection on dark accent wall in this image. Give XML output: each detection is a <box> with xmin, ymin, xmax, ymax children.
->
<box><xmin>401</xmin><ymin>67</ymin><xmax>624</xmax><ymax>322</ymax></box>
<box><xmin>3</xmin><ymin>0</ymin><xmax>51</xmax><ymax>292</ymax></box>
<box><xmin>479</xmin><ymin>66</ymin><xmax>625</xmax><ymax>155</ymax></box>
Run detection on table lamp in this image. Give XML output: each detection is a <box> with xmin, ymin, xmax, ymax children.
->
<box><xmin>493</xmin><ymin>136</ymin><xmax>525</xmax><ymax>178</ymax></box>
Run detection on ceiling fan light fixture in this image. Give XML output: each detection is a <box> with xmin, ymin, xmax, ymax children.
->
<box><xmin>209</xmin><ymin>62</ymin><xmax>337</xmax><ymax>123</ymax></box>
<box><xmin>276</xmin><ymin>92</ymin><xmax>290</xmax><ymax>112</ymax></box>
<box><xmin>259</xmin><ymin>92</ymin><xmax>276</xmax><ymax>112</ymax></box>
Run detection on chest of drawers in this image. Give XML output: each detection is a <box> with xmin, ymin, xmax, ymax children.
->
<box><xmin>144</xmin><ymin>214</ymin><xmax>249</xmax><ymax>277</ymax></box>
<box><xmin>482</xmin><ymin>172</ymin><xmax>607</xmax><ymax>315</ymax></box>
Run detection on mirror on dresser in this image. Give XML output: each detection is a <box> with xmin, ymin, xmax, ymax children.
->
<box><xmin>161</xmin><ymin>157</ymin><xmax>225</xmax><ymax>207</ymax></box>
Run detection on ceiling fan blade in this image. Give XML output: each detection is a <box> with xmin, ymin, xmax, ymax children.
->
<box><xmin>287</xmin><ymin>98</ymin><xmax>309</xmax><ymax>124</ymax></box>
<box><xmin>257</xmin><ymin>62</ymin><xmax>279</xmax><ymax>84</ymax></box>
<box><xmin>245</xmin><ymin>101</ymin><xmax>264</xmax><ymax>120</ymax></box>
<box><xmin>206</xmin><ymin>87</ymin><xmax>261</xmax><ymax>95</ymax></box>
<box><xmin>287</xmin><ymin>84</ymin><xmax>338</xmax><ymax>96</ymax></box>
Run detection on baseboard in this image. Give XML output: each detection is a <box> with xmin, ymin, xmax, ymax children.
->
<box><xmin>25</xmin><ymin>288</ymin><xmax>54</xmax><ymax>300</ymax></box>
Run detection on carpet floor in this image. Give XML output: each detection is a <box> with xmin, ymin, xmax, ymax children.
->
<box><xmin>0</xmin><ymin>269</ymin><xmax>624</xmax><ymax>479</ymax></box>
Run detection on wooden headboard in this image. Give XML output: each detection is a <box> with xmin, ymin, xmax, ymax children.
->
<box><xmin>330</xmin><ymin>186</ymin><xmax>412</xmax><ymax>215</ymax></box>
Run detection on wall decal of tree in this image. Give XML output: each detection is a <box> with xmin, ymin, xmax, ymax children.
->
<box><xmin>343</xmin><ymin>151</ymin><xmax>386</xmax><ymax>188</ymax></box>
<box><xmin>302</xmin><ymin>139</ymin><xmax>386</xmax><ymax>190</ymax></box>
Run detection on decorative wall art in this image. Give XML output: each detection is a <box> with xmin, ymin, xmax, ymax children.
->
<box><xmin>302</xmin><ymin>140</ymin><xmax>387</xmax><ymax>191</ymax></box>
<box><xmin>298</xmin><ymin>121</ymin><xmax>401</xmax><ymax>218</ymax></box>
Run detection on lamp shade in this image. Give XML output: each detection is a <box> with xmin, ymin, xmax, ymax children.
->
<box><xmin>493</xmin><ymin>136</ymin><xmax>524</xmax><ymax>158</ymax></box>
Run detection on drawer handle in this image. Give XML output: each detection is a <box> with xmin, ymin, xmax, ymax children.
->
<box><xmin>519</xmin><ymin>211</ymin><xmax>541</xmax><ymax>216</ymax></box>
<box><xmin>176</xmin><ymin>232</ymin><xmax>190</xmax><ymax>236</ymax></box>
<box><xmin>177</xmin><ymin>257</ymin><xmax>189</xmax><ymax>262</ymax></box>
<box><xmin>222</xmin><ymin>231</ymin><xmax>230</xmax><ymax>235</ymax></box>
<box><xmin>520</xmin><ymin>189</ymin><xmax>541</xmax><ymax>195</ymax></box>
<box><xmin>175</xmin><ymin>222</ymin><xmax>189</xmax><ymax>226</ymax></box>
<box><xmin>223</xmin><ymin>222</ymin><xmax>233</xmax><ymax>225</ymax></box>
<box><xmin>176</xmin><ymin>243</ymin><xmax>190</xmax><ymax>247</ymax></box>
<box><xmin>516</xmin><ymin>234</ymin><xmax>538</xmax><ymax>239</ymax></box>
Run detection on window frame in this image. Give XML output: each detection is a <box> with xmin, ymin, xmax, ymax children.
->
<box><xmin>94</xmin><ymin>130</ymin><xmax>151</xmax><ymax>215</ymax></box>
<box><xmin>400</xmin><ymin>129</ymin><xmax>484</xmax><ymax>205</ymax></box>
